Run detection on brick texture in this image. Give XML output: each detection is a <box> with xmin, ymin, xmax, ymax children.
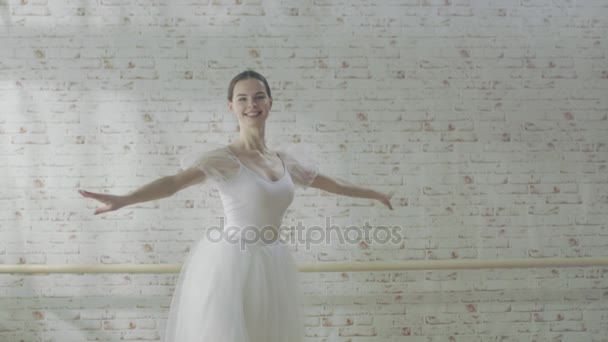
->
<box><xmin>1</xmin><ymin>0</ymin><xmax>607</xmax><ymax>341</ymax></box>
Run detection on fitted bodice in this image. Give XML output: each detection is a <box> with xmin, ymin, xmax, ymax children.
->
<box><xmin>179</xmin><ymin>145</ymin><xmax>318</xmax><ymax>245</ymax></box>
<box><xmin>215</xmin><ymin>149</ymin><xmax>295</xmax><ymax>244</ymax></box>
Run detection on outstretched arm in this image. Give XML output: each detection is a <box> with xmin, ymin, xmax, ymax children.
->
<box><xmin>308</xmin><ymin>173</ymin><xmax>393</xmax><ymax>210</ymax></box>
<box><xmin>124</xmin><ymin>167</ymin><xmax>207</xmax><ymax>204</ymax></box>
<box><xmin>79</xmin><ymin>167</ymin><xmax>207</xmax><ymax>215</ymax></box>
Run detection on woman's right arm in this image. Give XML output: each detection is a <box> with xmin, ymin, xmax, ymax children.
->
<box><xmin>125</xmin><ymin>167</ymin><xmax>207</xmax><ymax>205</ymax></box>
<box><xmin>79</xmin><ymin>167</ymin><xmax>206</xmax><ymax>215</ymax></box>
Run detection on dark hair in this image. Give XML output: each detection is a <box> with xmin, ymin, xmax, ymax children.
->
<box><xmin>227</xmin><ymin>70</ymin><xmax>272</xmax><ymax>102</ymax></box>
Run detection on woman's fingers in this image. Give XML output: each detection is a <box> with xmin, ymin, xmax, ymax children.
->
<box><xmin>79</xmin><ymin>189</ymin><xmax>109</xmax><ymax>203</ymax></box>
<box><xmin>386</xmin><ymin>192</ymin><xmax>394</xmax><ymax>210</ymax></box>
<box><xmin>384</xmin><ymin>197</ymin><xmax>393</xmax><ymax>210</ymax></box>
<box><xmin>94</xmin><ymin>205</ymin><xmax>111</xmax><ymax>215</ymax></box>
<box><xmin>79</xmin><ymin>189</ymin><xmax>103</xmax><ymax>200</ymax></box>
<box><xmin>79</xmin><ymin>189</ymin><xmax>122</xmax><ymax>215</ymax></box>
<box><xmin>377</xmin><ymin>192</ymin><xmax>393</xmax><ymax>210</ymax></box>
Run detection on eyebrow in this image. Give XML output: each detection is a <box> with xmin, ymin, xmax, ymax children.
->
<box><xmin>236</xmin><ymin>92</ymin><xmax>266</xmax><ymax>97</ymax></box>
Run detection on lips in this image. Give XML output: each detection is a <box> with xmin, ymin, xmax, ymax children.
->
<box><xmin>244</xmin><ymin>112</ymin><xmax>261</xmax><ymax>117</ymax></box>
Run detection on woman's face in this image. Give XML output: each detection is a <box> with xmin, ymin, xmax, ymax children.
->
<box><xmin>228</xmin><ymin>78</ymin><xmax>272</xmax><ymax>128</ymax></box>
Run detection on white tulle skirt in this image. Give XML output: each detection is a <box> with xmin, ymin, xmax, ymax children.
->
<box><xmin>163</xmin><ymin>236</ymin><xmax>304</xmax><ymax>342</ymax></box>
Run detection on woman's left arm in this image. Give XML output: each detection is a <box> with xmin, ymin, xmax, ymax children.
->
<box><xmin>308</xmin><ymin>173</ymin><xmax>393</xmax><ymax>210</ymax></box>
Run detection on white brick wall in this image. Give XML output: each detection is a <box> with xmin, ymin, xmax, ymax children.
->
<box><xmin>1</xmin><ymin>0</ymin><xmax>607</xmax><ymax>341</ymax></box>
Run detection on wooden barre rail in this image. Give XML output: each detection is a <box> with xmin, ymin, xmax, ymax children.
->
<box><xmin>1</xmin><ymin>257</ymin><xmax>607</xmax><ymax>274</ymax></box>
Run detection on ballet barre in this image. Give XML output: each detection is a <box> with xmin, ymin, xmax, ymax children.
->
<box><xmin>1</xmin><ymin>257</ymin><xmax>607</xmax><ymax>274</ymax></box>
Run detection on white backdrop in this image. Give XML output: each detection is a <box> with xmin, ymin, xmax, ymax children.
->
<box><xmin>1</xmin><ymin>0</ymin><xmax>607</xmax><ymax>341</ymax></box>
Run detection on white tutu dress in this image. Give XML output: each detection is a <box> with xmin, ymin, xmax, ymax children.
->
<box><xmin>163</xmin><ymin>145</ymin><xmax>318</xmax><ymax>342</ymax></box>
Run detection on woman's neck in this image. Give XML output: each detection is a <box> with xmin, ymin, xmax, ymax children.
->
<box><xmin>233</xmin><ymin>130</ymin><xmax>268</xmax><ymax>154</ymax></box>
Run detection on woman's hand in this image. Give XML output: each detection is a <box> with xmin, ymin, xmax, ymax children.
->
<box><xmin>376</xmin><ymin>191</ymin><xmax>394</xmax><ymax>210</ymax></box>
<box><xmin>78</xmin><ymin>190</ymin><xmax>128</xmax><ymax>215</ymax></box>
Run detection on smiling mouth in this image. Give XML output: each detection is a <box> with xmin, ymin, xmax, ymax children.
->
<box><xmin>244</xmin><ymin>112</ymin><xmax>261</xmax><ymax>117</ymax></box>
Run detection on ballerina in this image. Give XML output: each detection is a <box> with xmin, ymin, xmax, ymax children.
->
<box><xmin>79</xmin><ymin>70</ymin><xmax>393</xmax><ymax>341</ymax></box>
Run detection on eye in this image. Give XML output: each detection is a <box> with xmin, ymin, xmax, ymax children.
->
<box><xmin>238</xmin><ymin>98</ymin><xmax>246</xmax><ymax>102</ymax></box>
<box><xmin>256</xmin><ymin>95</ymin><xmax>266</xmax><ymax>100</ymax></box>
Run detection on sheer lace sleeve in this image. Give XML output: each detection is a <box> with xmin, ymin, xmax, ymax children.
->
<box><xmin>277</xmin><ymin>149</ymin><xmax>319</xmax><ymax>190</ymax></box>
<box><xmin>180</xmin><ymin>145</ymin><xmax>239</xmax><ymax>185</ymax></box>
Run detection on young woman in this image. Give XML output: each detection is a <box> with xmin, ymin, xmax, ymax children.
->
<box><xmin>79</xmin><ymin>70</ymin><xmax>393</xmax><ymax>341</ymax></box>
